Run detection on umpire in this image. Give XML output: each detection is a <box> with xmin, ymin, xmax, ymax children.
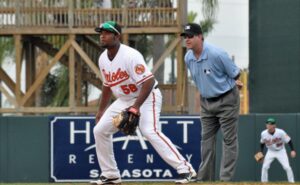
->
<box><xmin>180</xmin><ymin>23</ymin><xmax>243</xmax><ymax>182</ymax></box>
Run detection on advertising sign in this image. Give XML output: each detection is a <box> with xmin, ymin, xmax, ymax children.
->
<box><xmin>50</xmin><ymin>116</ymin><xmax>201</xmax><ymax>182</ymax></box>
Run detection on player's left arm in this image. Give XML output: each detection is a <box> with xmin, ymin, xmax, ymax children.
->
<box><xmin>132</xmin><ymin>77</ymin><xmax>155</xmax><ymax>111</ymax></box>
<box><xmin>283</xmin><ymin>131</ymin><xmax>296</xmax><ymax>158</ymax></box>
<box><xmin>288</xmin><ymin>140</ymin><xmax>296</xmax><ymax>158</ymax></box>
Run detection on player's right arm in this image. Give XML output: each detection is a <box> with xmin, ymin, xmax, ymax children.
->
<box><xmin>260</xmin><ymin>132</ymin><xmax>266</xmax><ymax>152</ymax></box>
<box><xmin>260</xmin><ymin>143</ymin><xmax>265</xmax><ymax>152</ymax></box>
<box><xmin>95</xmin><ymin>85</ymin><xmax>112</xmax><ymax>124</ymax></box>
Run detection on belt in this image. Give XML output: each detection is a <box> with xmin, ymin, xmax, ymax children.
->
<box><xmin>204</xmin><ymin>88</ymin><xmax>233</xmax><ymax>102</ymax></box>
<box><xmin>154</xmin><ymin>85</ymin><xmax>158</xmax><ymax>89</ymax></box>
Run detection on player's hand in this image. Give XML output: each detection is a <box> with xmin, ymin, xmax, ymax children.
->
<box><xmin>290</xmin><ymin>150</ymin><xmax>296</xmax><ymax>158</ymax></box>
<box><xmin>235</xmin><ymin>80</ymin><xmax>243</xmax><ymax>90</ymax></box>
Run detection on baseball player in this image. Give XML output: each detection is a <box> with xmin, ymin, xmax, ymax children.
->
<box><xmin>91</xmin><ymin>21</ymin><xmax>196</xmax><ymax>185</ymax></box>
<box><xmin>259</xmin><ymin>117</ymin><xmax>296</xmax><ymax>183</ymax></box>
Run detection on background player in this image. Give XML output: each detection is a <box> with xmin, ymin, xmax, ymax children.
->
<box><xmin>91</xmin><ymin>21</ymin><xmax>196</xmax><ymax>185</ymax></box>
<box><xmin>259</xmin><ymin>117</ymin><xmax>296</xmax><ymax>183</ymax></box>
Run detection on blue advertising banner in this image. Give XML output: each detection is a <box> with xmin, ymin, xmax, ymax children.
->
<box><xmin>50</xmin><ymin>116</ymin><xmax>201</xmax><ymax>182</ymax></box>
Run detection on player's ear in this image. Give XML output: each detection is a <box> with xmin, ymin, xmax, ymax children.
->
<box><xmin>115</xmin><ymin>33</ymin><xmax>121</xmax><ymax>40</ymax></box>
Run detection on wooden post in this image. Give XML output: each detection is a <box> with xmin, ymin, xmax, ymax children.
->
<box><xmin>76</xmin><ymin>54</ymin><xmax>82</xmax><ymax>106</ymax></box>
<box><xmin>122</xmin><ymin>0</ymin><xmax>129</xmax><ymax>27</ymax></box>
<box><xmin>175</xmin><ymin>0</ymin><xmax>187</xmax><ymax>114</ymax></box>
<box><xmin>35</xmin><ymin>50</ymin><xmax>48</xmax><ymax>107</ymax></box>
<box><xmin>24</xmin><ymin>37</ymin><xmax>36</xmax><ymax>106</ymax></box>
<box><xmin>178</xmin><ymin>0</ymin><xmax>187</xmax><ymax>26</ymax></box>
<box><xmin>69</xmin><ymin>34</ymin><xmax>76</xmax><ymax>109</ymax></box>
<box><xmin>14</xmin><ymin>34</ymin><xmax>22</xmax><ymax>108</ymax></box>
<box><xmin>122</xmin><ymin>33</ymin><xmax>129</xmax><ymax>45</ymax></box>
<box><xmin>241</xmin><ymin>70</ymin><xmax>249</xmax><ymax>114</ymax></box>
<box><xmin>68</xmin><ymin>0</ymin><xmax>74</xmax><ymax>28</ymax></box>
<box><xmin>15</xmin><ymin>1</ymin><xmax>21</xmax><ymax>26</ymax></box>
<box><xmin>176</xmin><ymin>35</ymin><xmax>185</xmax><ymax>114</ymax></box>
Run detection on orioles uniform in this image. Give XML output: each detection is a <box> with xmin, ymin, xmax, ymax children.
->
<box><xmin>93</xmin><ymin>43</ymin><xmax>196</xmax><ymax>182</ymax></box>
<box><xmin>260</xmin><ymin>128</ymin><xmax>294</xmax><ymax>182</ymax></box>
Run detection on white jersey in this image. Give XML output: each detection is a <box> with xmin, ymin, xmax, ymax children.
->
<box><xmin>260</xmin><ymin>128</ymin><xmax>291</xmax><ymax>151</ymax></box>
<box><xmin>98</xmin><ymin>44</ymin><xmax>156</xmax><ymax>100</ymax></box>
<box><xmin>94</xmin><ymin>45</ymin><xmax>196</xmax><ymax>180</ymax></box>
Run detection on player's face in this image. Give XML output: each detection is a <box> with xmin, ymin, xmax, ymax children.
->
<box><xmin>266</xmin><ymin>124</ymin><xmax>276</xmax><ymax>133</ymax></box>
<box><xmin>184</xmin><ymin>34</ymin><xmax>203</xmax><ymax>49</ymax></box>
<box><xmin>99</xmin><ymin>30</ymin><xmax>119</xmax><ymax>48</ymax></box>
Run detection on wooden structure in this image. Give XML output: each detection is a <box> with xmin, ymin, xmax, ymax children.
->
<box><xmin>0</xmin><ymin>0</ymin><xmax>190</xmax><ymax>114</ymax></box>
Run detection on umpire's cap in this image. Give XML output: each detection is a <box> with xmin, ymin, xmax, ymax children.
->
<box><xmin>266</xmin><ymin>117</ymin><xmax>276</xmax><ymax>125</ymax></box>
<box><xmin>95</xmin><ymin>21</ymin><xmax>122</xmax><ymax>35</ymax></box>
<box><xmin>180</xmin><ymin>23</ymin><xmax>202</xmax><ymax>37</ymax></box>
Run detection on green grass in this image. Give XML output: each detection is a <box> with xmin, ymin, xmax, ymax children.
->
<box><xmin>0</xmin><ymin>182</ymin><xmax>300</xmax><ymax>185</ymax></box>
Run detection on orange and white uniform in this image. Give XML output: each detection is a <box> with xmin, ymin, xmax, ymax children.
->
<box><xmin>260</xmin><ymin>128</ymin><xmax>294</xmax><ymax>183</ymax></box>
<box><xmin>93</xmin><ymin>44</ymin><xmax>195</xmax><ymax>179</ymax></box>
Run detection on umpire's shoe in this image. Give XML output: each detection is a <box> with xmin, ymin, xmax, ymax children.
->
<box><xmin>90</xmin><ymin>175</ymin><xmax>121</xmax><ymax>185</ymax></box>
<box><xmin>175</xmin><ymin>171</ymin><xmax>197</xmax><ymax>184</ymax></box>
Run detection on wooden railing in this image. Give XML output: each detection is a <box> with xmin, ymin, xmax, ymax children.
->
<box><xmin>0</xmin><ymin>0</ymin><xmax>178</xmax><ymax>28</ymax></box>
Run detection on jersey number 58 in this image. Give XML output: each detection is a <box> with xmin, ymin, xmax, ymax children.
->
<box><xmin>121</xmin><ymin>84</ymin><xmax>138</xmax><ymax>94</ymax></box>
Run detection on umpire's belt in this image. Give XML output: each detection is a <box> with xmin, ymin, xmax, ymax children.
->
<box><xmin>204</xmin><ymin>88</ymin><xmax>233</xmax><ymax>102</ymax></box>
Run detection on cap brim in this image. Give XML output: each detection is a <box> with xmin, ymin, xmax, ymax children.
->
<box><xmin>95</xmin><ymin>27</ymin><xmax>115</xmax><ymax>33</ymax></box>
<box><xmin>95</xmin><ymin>27</ymin><xmax>102</xmax><ymax>32</ymax></box>
<box><xmin>266</xmin><ymin>122</ymin><xmax>275</xmax><ymax>124</ymax></box>
<box><xmin>180</xmin><ymin>31</ymin><xmax>195</xmax><ymax>37</ymax></box>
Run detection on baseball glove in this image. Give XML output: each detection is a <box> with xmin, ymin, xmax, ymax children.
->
<box><xmin>112</xmin><ymin>106</ymin><xmax>140</xmax><ymax>135</ymax></box>
<box><xmin>254</xmin><ymin>152</ymin><xmax>264</xmax><ymax>163</ymax></box>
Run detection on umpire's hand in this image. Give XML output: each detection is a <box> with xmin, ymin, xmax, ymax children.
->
<box><xmin>235</xmin><ymin>80</ymin><xmax>243</xmax><ymax>90</ymax></box>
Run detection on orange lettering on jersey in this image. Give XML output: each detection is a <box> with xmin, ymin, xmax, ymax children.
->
<box><xmin>264</xmin><ymin>137</ymin><xmax>282</xmax><ymax>146</ymax></box>
<box><xmin>102</xmin><ymin>68</ymin><xmax>129</xmax><ymax>83</ymax></box>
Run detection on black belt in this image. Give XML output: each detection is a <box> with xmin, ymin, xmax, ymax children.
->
<box><xmin>204</xmin><ymin>88</ymin><xmax>233</xmax><ymax>102</ymax></box>
<box><xmin>154</xmin><ymin>85</ymin><xmax>158</xmax><ymax>89</ymax></box>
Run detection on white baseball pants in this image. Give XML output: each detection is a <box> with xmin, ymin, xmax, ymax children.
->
<box><xmin>93</xmin><ymin>88</ymin><xmax>195</xmax><ymax>178</ymax></box>
<box><xmin>261</xmin><ymin>149</ymin><xmax>294</xmax><ymax>183</ymax></box>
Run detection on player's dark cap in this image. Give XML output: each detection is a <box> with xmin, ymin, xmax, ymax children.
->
<box><xmin>266</xmin><ymin>117</ymin><xmax>276</xmax><ymax>125</ymax></box>
<box><xmin>95</xmin><ymin>21</ymin><xmax>122</xmax><ymax>35</ymax></box>
<box><xmin>180</xmin><ymin>23</ymin><xmax>202</xmax><ymax>37</ymax></box>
